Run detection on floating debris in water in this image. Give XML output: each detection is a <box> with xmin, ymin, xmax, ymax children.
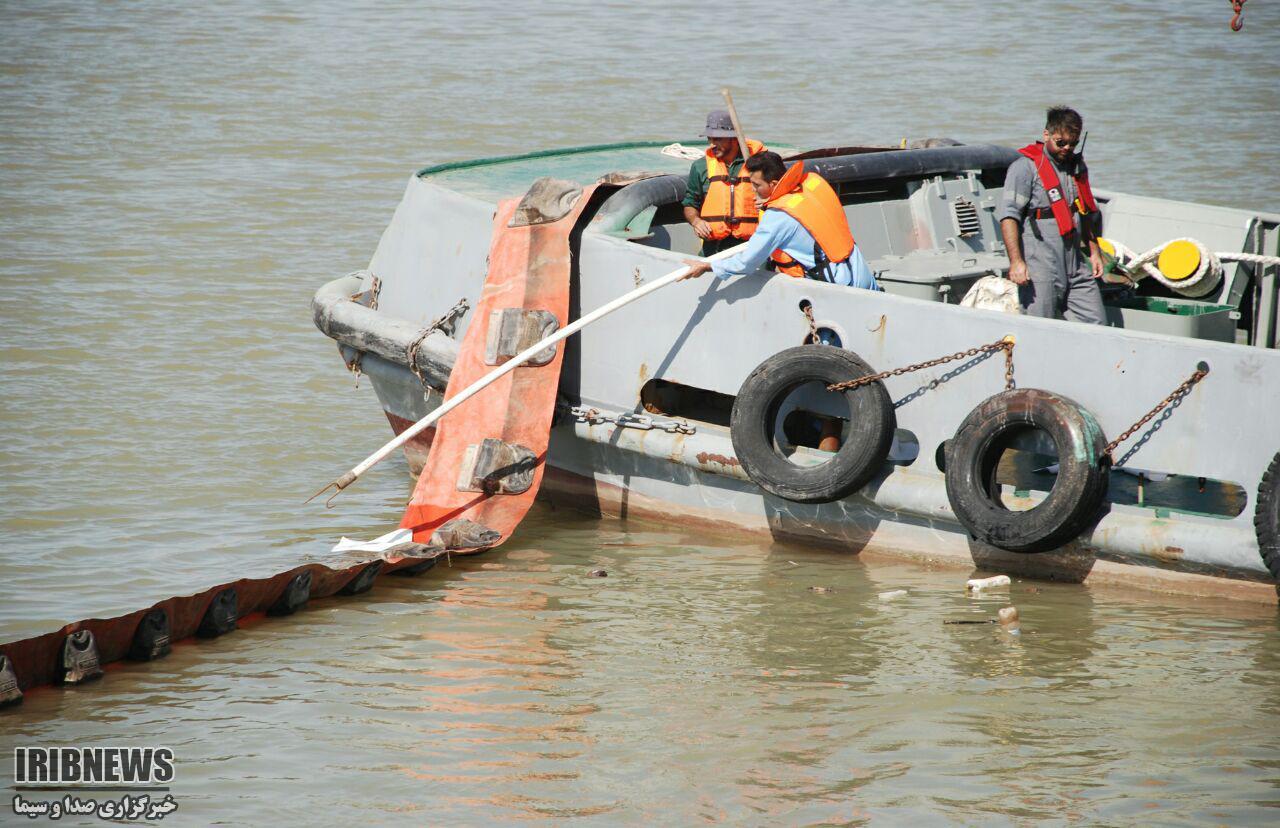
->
<box><xmin>966</xmin><ymin>574</ymin><xmax>1011</xmax><ymax>592</ymax></box>
<box><xmin>589</xmin><ymin>569</ymin><xmax>608</xmax><ymax>578</ymax></box>
<box><xmin>998</xmin><ymin>605</ymin><xmax>1021</xmax><ymax>635</ymax></box>
<box><xmin>878</xmin><ymin>589</ymin><xmax>907</xmax><ymax>601</ymax></box>
<box><xmin>808</xmin><ymin>586</ymin><xmax>835</xmax><ymax>593</ymax></box>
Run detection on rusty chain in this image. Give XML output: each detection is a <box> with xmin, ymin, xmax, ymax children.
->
<box><xmin>344</xmin><ymin>274</ymin><xmax>382</xmax><ymax>386</ymax></box>
<box><xmin>827</xmin><ymin>336</ymin><xmax>1016</xmax><ymax>393</ymax></box>
<box><xmin>1230</xmin><ymin>0</ymin><xmax>1247</xmax><ymax>31</ymax></box>
<box><xmin>1103</xmin><ymin>368</ymin><xmax>1208</xmax><ymax>459</ymax></box>
<box><xmin>559</xmin><ymin>404</ymin><xmax>696</xmax><ymax>434</ymax></box>
<box><xmin>406</xmin><ymin>297</ymin><xmax>471</xmax><ymax>389</ymax></box>
<box><xmin>801</xmin><ymin>301</ymin><xmax>821</xmax><ymax>345</ymax></box>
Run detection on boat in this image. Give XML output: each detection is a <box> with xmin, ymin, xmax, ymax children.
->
<box><xmin>312</xmin><ymin>140</ymin><xmax>1280</xmax><ymax>602</ymax></box>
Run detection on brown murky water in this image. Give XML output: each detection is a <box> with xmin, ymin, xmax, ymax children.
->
<box><xmin>2</xmin><ymin>1</ymin><xmax>1279</xmax><ymax>822</ymax></box>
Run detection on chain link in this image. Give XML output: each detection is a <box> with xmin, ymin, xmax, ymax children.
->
<box><xmin>827</xmin><ymin>336</ymin><xmax>1016</xmax><ymax>393</ymax></box>
<box><xmin>1104</xmin><ymin>368</ymin><xmax>1208</xmax><ymax>459</ymax></box>
<box><xmin>344</xmin><ymin>274</ymin><xmax>382</xmax><ymax>387</ymax></box>
<box><xmin>406</xmin><ymin>297</ymin><xmax>471</xmax><ymax>389</ymax></box>
<box><xmin>561</xmin><ymin>404</ymin><xmax>696</xmax><ymax>435</ymax></box>
<box><xmin>801</xmin><ymin>302</ymin><xmax>822</xmax><ymax>345</ymax></box>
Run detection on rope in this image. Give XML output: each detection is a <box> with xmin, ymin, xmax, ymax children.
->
<box><xmin>1105</xmin><ymin>236</ymin><xmax>1280</xmax><ymax>299</ymax></box>
<box><xmin>660</xmin><ymin>143</ymin><xmax>704</xmax><ymax>161</ymax></box>
<box><xmin>406</xmin><ymin>297</ymin><xmax>471</xmax><ymax>390</ymax></box>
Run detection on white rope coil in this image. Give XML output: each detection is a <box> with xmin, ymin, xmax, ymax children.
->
<box><xmin>660</xmin><ymin>143</ymin><xmax>704</xmax><ymax>161</ymax></box>
<box><xmin>1104</xmin><ymin>237</ymin><xmax>1280</xmax><ymax>299</ymax></box>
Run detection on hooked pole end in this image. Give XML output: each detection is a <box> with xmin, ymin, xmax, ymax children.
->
<box><xmin>305</xmin><ymin>471</ymin><xmax>359</xmax><ymax>507</ymax></box>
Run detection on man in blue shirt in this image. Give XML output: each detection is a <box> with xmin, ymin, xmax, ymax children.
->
<box><xmin>680</xmin><ymin>151</ymin><xmax>879</xmax><ymax>290</ymax></box>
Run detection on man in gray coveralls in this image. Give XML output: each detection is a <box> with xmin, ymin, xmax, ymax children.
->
<box><xmin>999</xmin><ymin>107</ymin><xmax>1106</xmax><ymax>323</ymax></box>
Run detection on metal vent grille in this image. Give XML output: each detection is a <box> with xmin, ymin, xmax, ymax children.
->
<box><xmin>952</xmin><ymin>198</ymin><xmax>981</xmax><ymax>236</ymax></box>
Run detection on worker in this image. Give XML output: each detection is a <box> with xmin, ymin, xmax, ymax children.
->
<box><xmin>680</xmin><ymin>151</ymin><xmax>878</xmax><ymax>454</ymax></box>
<box><xmin>999</xmin><ymin>106</ymin><xmax>1106</xmax><ymax>323</ymax></box>
<box><xmin>682</xmin><ymin>109</ymin><xmax>767</xmax><ymax>256</ymax></box>
<box><xmin>679</xmin><ymin>151</ymin><xmax>878</xmax><ymax>289</ymax></box>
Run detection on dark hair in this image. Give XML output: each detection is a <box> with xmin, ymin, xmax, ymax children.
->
<box><xmin>1045</xmin><ymin>106</ymin><xmax>1083</xmax><ymax>134</ymax></box>
<box><xmin>744</xmin><ymin>150</ymin><xmax>787</xmax><ymax>181</ymax></box>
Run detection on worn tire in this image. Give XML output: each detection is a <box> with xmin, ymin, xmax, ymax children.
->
<box><xmin>730</xmin><ymin>346</ymin><xmax>895</xmax><ymax>504</ymax></box>
<box><xmin>945</xmin><ymin>388</ymin><xmax>1110</xmax><ymax>554</ymax></box>
<box><xmin>1256</xmin><ymin>451</ymin><xmax>1280</xmax><ymax>581</ymax></box>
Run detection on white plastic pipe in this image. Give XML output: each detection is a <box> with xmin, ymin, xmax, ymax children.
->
<box><xmin>310</xmin><ymin>245</ymin><xmax>742</xmax><ymax>504</ymax></box>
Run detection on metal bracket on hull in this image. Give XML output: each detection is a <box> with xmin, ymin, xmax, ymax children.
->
<box><xmin>485</xmin><ymin>308</ymin><xmax>559</xmax><ymax>366</ymax></box>
<box><xmin>456</xmin><ymin>438</ymin><xmax>538</xmax><ymax>495</ymax></box>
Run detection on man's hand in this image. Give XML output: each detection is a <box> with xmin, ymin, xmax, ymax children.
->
<box><xmin>679</xmin><ymin>259</ymin><xmax>712</xmax><ymax>281</ymax></box>
<box><xmin>1000</xmin><ymin>217</ymin><xmax>1028</xmax><ymax>287</ymax></box>
<box><xmin>1089</xmin><ymin>249</ymin><xmax>1105</xmax><ymax>280</ymax></box>
<box><xmin>683</xmin><ymin>205</ymin><xmax>714</xmax><ymax>240</ymax></box>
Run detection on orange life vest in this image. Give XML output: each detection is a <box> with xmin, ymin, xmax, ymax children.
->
<box><xmin>763</xmin><ymin>162</ymin><xmax>856</xmax><ymax>279</ymax></box>
<box><xmin>700</xmin><ymin>138</ymin><xmax>766</xmax><ymax>240</ymax></box>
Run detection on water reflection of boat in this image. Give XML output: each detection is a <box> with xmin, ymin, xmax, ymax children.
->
<box><xmin>313</xmin><ymin>141</ymin><xmax>1280</xmax><ymax>601</ymax></box>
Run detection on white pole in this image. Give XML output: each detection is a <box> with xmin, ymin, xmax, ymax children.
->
<box><xmin>309</xmin><ymin>246</ymin><xmax>742</xmax><ymax>505</ymax></box>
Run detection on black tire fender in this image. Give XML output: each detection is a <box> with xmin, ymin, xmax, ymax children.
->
<box><xmin>945</xmin><ymin>388</ymin><xmax>1110</xmax><ymax>554</ymax></box>
<box><xmin>730</xmin><ymin>346</ymin><xmax>895</xmax><ymax>504</ymax></box>
<box><xmin>1256</xmin><ymin>451</ymin><xmax>1280</xmax><ymax>581</ymax></box>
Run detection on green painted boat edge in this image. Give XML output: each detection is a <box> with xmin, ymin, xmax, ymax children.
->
<box><xmin>415</xmin><ymin>141</ymin><xmax>688</xmax><ymax>179</ymax></box>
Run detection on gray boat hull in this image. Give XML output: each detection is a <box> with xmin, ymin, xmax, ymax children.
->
<box><xmin>314</xmin><ymin>144</ymin><xmax>1280</xmax><ymax>601</ymax></box>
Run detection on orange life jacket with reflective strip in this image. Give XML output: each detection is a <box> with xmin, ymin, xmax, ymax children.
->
<box><xmin>763</xmin><ymin>162</ymin><xmax>856</xmax><ymax>279</ymax></box>
<box><xmin>1018</xmin><ymin>142</ymin><xmax>1099</xmax><ymax>237</ymax></box>
<box><xmin>700</xmin><ymin>139</ymin><xmax>766</xmax><ymax>240</ymax></box>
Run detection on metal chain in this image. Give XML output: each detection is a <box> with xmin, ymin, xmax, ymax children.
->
<box><xmin>406</xmin><ymin>297</ymin><xmax>471</xmax><ymax>389</ymax></box>
<box><xmin>344</xmin><ymin>274</ymin><xmax>382</xmax><ymax>387</ymax></box>
<box><xmin>827</xmin><ymin>336</ymin><xmax>1016</xmax><ymax>393</ymax></box>
<box><xmin>561</xmin><ymin>404</ymin><xmax>696</xmax><ymax>435</ymax></box>
<box><xmin>1104</xmin><ymin>368</ymin><xmax>1208</xmax><ymax>459</ymax></box>
<box><xmin>801</xmin><ymin>302</ymin><xmax>821</xmax><ymax>345</ymax></box>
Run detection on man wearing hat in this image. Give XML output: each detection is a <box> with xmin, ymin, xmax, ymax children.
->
<box><xmin>681</xmin><ymin>109</ymin><xmax>767</xmax><ymax>256</ymax></box>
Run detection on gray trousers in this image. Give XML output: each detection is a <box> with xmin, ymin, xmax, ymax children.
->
<box><xmin>1017</xmin><ymin>221</ymin><xmax>1106</xmax><ymax>324</ymax></box>
<box><xmin>1019</xmin><ymin>267</ymin><xmax>1106</xmax><ymax>324</ymax></box>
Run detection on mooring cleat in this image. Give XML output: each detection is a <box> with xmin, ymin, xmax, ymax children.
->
<box><xmin>197</xmin><ymin>588</ymin><xmax>238</xmax><ymax>638</ymax></box>
<box><xmin>0</xmin><ymin>654</ymin><xmax>22</xmax><ymax>707</ymax></box>
<box><xmin>431</xmin><ymin>518</ymin><xmax>503</xmax><ymax>551</ymax></box>
<box><xmin>484</xmin><ymin>308</ymin><xmax>559</xmax><ymax>366</ymax></box>
<box><xmin>128</xmin><ymin>608</ymin><xmax>171</xmax><ymax>661</ymax></box>
<box><xmin>268</xmin><ymin>571</ymin><xmax>312</xmax><ymax>617</ymax></box>
<box><xmin>456</xmin><ymin>438</ymin><xmax>538</xmax><ymax>495</ymax></box>
<box><xmin>59</xmin><ymin>630</ymin><xmax>103</xmax><ymax>685</ymax></box>
<box><xmin>339</xmin><ymin>561</ymin><xmax>383</xmax><ymax>595</ymax></box>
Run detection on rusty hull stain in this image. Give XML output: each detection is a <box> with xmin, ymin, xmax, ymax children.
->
<box><xmin>696</xmin><ymin>451</ymin><xmax>741</xmax><ymax>468</ymax></box>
